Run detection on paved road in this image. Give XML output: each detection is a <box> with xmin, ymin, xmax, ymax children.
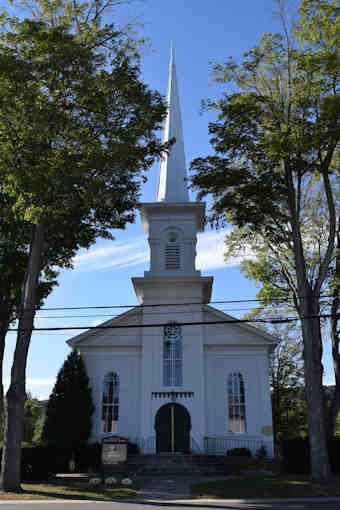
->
<box><xmin>1</xmin><ymin>499</ymin><xmax>340</xmax><ymax>509</ymax></box>
<box><xmin>1</xmin><ymin>476</ymin><xmax>340</xmax><ymax>509</ymax></box>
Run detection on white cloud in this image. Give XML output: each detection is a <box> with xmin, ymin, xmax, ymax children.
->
<box><xmin>73</xmin><ymin>237</ymin><xmax>148</xmax><ymax>272</ymax></box>
<box><xmin>196</xmin><ymin>231</ymin><xmax>227</xmax><ymax>270</ymax></box>
<box><xmin>72</xmin><ymin>230</ymin><xmax>254</xmax><ymax>273</ymax></box>
<box><xmin>197</xmin><ymin>230</ymin><xmax>254</xmax><ymax>270</ymax></box>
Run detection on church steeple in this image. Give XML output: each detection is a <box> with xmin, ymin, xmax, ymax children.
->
<box><xmin>133</xmin><ymin>44</ymin><xmax>213</xmax><ymax>305</ymax></box>
<box><xmin>157</xmin><ymin>42</ymin><xmax>189</xmax><ymax>203</ymax></box>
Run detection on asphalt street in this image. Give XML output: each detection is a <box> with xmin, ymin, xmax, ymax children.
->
<box><xmin>1</xmin><ymin>499</ymin><xmax>340</xmax><ymax>509</ymax></box>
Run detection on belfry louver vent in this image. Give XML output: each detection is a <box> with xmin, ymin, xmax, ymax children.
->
<box><xmin>165</xmin><ymin>244</ymin><xmax>180</xmax><ymax>269</ymax></box>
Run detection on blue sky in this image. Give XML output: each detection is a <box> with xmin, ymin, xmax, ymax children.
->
<box><xmin>3</xmin><ymin>0</ymin><xmax>335</xmax><ymax>398</ymax></box>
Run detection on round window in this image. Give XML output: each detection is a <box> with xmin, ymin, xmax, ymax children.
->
<box><xmin>164</xmin><ymin>323</ymin><xmax>181</xmax><ymax>339</ymax></box>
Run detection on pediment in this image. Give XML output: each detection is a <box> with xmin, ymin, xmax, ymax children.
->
<box><xmin>67</xmin><ymin>307</ymin><xmax>142</xmax><ymax>348</ymax></box>
<box><xmin>202</xmin><ymin>305</ymin><xmax>278</xmax><ymax>350</ymax></box>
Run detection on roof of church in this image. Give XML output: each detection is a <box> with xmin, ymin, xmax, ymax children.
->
<box><xmin>156</xmin><ymin>42</ymin><xmax>189</xmax><ymax>203</ymax></box>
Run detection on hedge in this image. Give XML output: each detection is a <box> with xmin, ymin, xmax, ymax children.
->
<box><xmin>0</xmin><ymin>441</ymin><xmax>139</xmax><ymax>482</ymax></box>
<box><xmin>282</xmin><ymin>438</ymin><xmax>340</xmax><ymax>474</ymax></box>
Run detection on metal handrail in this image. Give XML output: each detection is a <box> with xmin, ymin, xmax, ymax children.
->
<box><xmin>190</xmin><ymin>436</ymin><xmax>202</xmax><ymax>454</ymax></box>
<box><xmin>135</xmin><ymin>436</ymin><xmax>156</xmax><ymax>454</ymax></box>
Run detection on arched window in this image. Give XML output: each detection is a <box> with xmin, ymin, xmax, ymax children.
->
<box><xmin>163</xmin><ymin>322</ymin><xmax>182</xmax><ymax>386</ymax></box>
<box><xmin>165</xmin><ymin>231</ymin><xmax>181</xmax><ymax>269</ymax></box>
<box><xmin>102</xmin><ymin>372</ymin><xmax>119</xmax><ymax>433</ymax></box>
<box><xmin>228</xmin><ymin>372</ymin><xmax>246</xmax><ymax>433</ymax></box>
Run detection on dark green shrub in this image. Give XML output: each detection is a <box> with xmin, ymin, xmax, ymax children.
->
<box><xmin>281</xmin><ymin>438</ymin><xmax>340</xmax><ymax>474</ymax></box>
<box><xmin>281</xmin><ymin>438</ymin><xmax>310</xmax><ymax>474</ymax></box>
<box><xmin>255</xmin><ymin>444</ymin><xmax>268</xmax><ymax>459</ymax></box>
<box><xmin>329</xmin><ymin>438</ymin><xmax>340</xmax><ymax>474</ymax></box>
<box><xmin>127</xmin><ymin>441</ymin><xmax>139</xmax><ymax>456</ymax></box>
<box><xmin>75</xmin><ymin>443</ymin><xmax>101</xmax><ymax>472</ymax></box>
<box><xmin>21</xmin><ymin>446</ymin><xmax>72</xmax><ymax>481</ymax></box>
<box><xmin>226</xmin><ymin>447</ymin><xmax>252</xmax><ymax>457</ymax></box>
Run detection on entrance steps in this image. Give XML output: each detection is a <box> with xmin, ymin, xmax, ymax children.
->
<box><xmin>136</xmin><ymin>455</ymin><xmax>201</xmax><ymax>476</ymax></box>
<box><xmin>103</xmin><ymin>454</ymin><xmax>234</xmax><ymax>477</ymax></box>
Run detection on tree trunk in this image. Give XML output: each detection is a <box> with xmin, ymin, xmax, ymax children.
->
<box><xmin>0</xmin><ymin>222</ymin><xmax>45</xmax><ymax>492</ymax></box>
<box><xmin>327</xmin><ymin>225</ymin><xmax>340</xmax><ymax>439</ymax></box>
<box><xmin>0</xmin><ymin>303</ymin><xmax>13</xmax><ymax>440</ymax></box>
<box><xmin>0</xmin><ymin>321</ymin><xmax>9</xmax><ymax>440</ymax></box>
<box><xmin>326</xmin><ymin>315</ymin><xmax>340</xmax><ymax>438</ymax></box>
<box><xmin>326</xmin><ymin>368</ymin><xmax>340</xmax><ymax>439</ymax></box>
<box><xmin>285</xmin><ymin>162</ymin><xmax>331</xmax><ymax>483</ymax></box>
<box><xmin>0</xmin><ymin>330</ymin><xmax>5</xmax><ymax>440</ymax></box>
<box><xmin>301</xmin><ymin>296</ymin><xmax>331</xmax><ymax>483</ymax></box>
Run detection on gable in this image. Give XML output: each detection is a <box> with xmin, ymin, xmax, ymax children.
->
<box><xmin>202</xmin><ymin>305</ymin><xmax>278</xmax><ymax>350</ymax></box>
<box><xmin>67</xmin><ymin>307</ymin><xmax>142</xmax><ymax>348</ymax></box>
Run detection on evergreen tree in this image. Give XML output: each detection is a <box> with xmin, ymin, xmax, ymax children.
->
<box><xmin>42</xmin><ymin>350</ymin><xmax>94</xmax><ymax>450</ymax></box>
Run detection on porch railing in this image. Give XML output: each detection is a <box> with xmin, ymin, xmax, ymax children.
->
<box><xmin>131</xmin><ymin>435</ymin><xmax>273</xmax><ymax>456</ymax></box>
<box><xmin>135</xmin><ymin>436</ymin><xmax>156</xmax><ymax>454</ymax></box>
<box><xmin>190</xmin><ymin>436</ymin><xmax>202</xmax><ymax>454</ymax></box>
<box><xmin>133</xmin><ymin>435</ymin><xmax>202</xmax><ymax>455</ymax></box>
<box><xmin>204</xmin><ymin>436</ymin><xmax>274</xmax><ymax>456</ymax></box>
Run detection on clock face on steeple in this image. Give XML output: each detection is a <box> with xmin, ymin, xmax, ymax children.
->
<box><xmin>164</xmin><ymin>322</ymin><xmax>181</xmax><ymax>340</ymax></box>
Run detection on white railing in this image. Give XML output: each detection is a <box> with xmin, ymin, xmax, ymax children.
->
<box><xmin>135</xmin><ymin>436</ymin><xmax>156</xmax><ymax>454</ymax></box>
<box><xmin>130</xmin><ymin>435</ymin><xmax>273</xmax><ymax>456</ymax></box>
<box><xmin>204</xmin><ymin>436</ymin><xmax>274</xmax><ymax>457</ymax></box>
<box><xmin>132</xmin><ymin>435</ymin><xmax>202</xmax><ymax>455</ymax></box>
<box><xmin>190</xmin><ymin>436</ymin><xmax>202</xmax><ymax>454</ymax></box>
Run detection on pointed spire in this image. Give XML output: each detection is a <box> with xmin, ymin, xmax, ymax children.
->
<box><xmin>157</xmin><ymin>42</ymin><xmax>189</xmax><ymax>202</ymax></box>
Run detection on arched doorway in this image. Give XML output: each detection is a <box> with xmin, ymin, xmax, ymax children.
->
<box><xmin>155</xmin><ymin>403</ymin><xmax>191</xmax><ymax>454</ymax></box>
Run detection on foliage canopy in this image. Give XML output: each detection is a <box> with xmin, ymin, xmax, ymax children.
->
<box><xmin>190</xmin><ymin>0</ymin><xmax>340</xmax><ymax>483</ymax></box>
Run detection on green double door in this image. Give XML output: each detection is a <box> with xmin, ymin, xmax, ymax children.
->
<box><xmin>155</xmin><ymin>403</ymin><xmax>191</xmax><ymax>454</ymax></box>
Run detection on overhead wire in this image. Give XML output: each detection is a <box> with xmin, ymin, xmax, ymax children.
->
<box><xmin>11</xmin><ymin>293</ymin><xmax>334</xmax><ymax>312</ymax></box>
<box><xmin>34</xmin><ymin>306</ymin><xmax>277</xmax><ymax>319</ymax></box>
<box><xmin>6</xmin><ymin>312</ymin><xmax>335</xmax><ymax>333</ymax></box>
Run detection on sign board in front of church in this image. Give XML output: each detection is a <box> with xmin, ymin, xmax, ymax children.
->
<box><xmin>102</xmin><ymin>436</ymin><xmax>127</xmax><ymax>464</ymax></box>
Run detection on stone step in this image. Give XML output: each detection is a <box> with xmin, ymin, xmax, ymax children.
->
<box><xmin>103</xmin><ymin>454</ymin><xmax>235</xmax><ymax>477</ymax></box>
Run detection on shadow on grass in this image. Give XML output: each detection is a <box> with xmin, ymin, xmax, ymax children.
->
<box><xmin>22</xmin><ymin>489</ymin><xmax>109</xmax><ymax>502</ymax></box>
<box><xmin>21</xmin><ymin>481</ymin><xmax>137</xmax><ymax>501</ymax></box>
<box><xmin>191</xmin><ymin>476</ymin><xmax>340</xmax><ymax>501</ymax></box>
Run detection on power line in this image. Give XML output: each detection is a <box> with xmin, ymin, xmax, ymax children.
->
<box><xmin>7</xmin><ymin>313</ymin><xmax>333</xmax><ymax>333</ymax></box>
<box><xmin>34</xmin><ymin>306</ymin><xmax>271</xmax><ymax>319</ymax></box>
<box><xmin>14</xmin><ymin>294</ymin><xmax>334</xmax><ymax>312</ymax></box>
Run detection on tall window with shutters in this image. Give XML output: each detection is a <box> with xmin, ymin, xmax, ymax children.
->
<box><xmin>163</xmin><ymin>322</ymin><xmax>182</xmax><ymax>386</ymax></box>
<box><xmin>228</xmin><ymin>372</ymin><xmax>246</xmax><ymax>433</ymax></box>
<box><xmin>102</xmin><ymin>372</ymin><xmax>119</xmax><ymax>433</ymax></box>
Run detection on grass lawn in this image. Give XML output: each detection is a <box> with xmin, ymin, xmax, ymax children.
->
<box><xmin>191</xmin><ymin>475</ymin><xmax>340</xmax><ymax>499</ymax></box>
<box><xmin>0</xmin><ymin>479</ymin><xmax>138</xmax><ymax>501</ymax></box>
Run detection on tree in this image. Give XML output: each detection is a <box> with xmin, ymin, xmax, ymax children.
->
<box><xmin>23</xmin><ymin>393</ymin><xmax>44</xmax><ymax>444</ymax></box>
<box><xmin>249</xmin><ymin>309</ymin><xmax>306</xmax><ymax>443</ymax></box>
<box><xmin>190</xmin><ymin>0</ymin><xmax>340</xmax><ymax>483</ymax></box>
<box><xmin>0</xmin><ymin>0</ymin><xmax>168</xmax><ymax>492</ymax></box>
<box><xmin>229</xmin><ymin>216</ymin><xmax>340</xmax><ymax>440</ymax></box>
<box><xmin>0</xmin><ymin>195</ymin><xmax>79</xmax><ymax>438</ymax></box>
<box><xmin>42</xmin><ymin>350</ymin><xmax>94</xmax><ymax>451</ymax></box>
<box><xmin>328</xmin><ymin>226</ymin><xmax>340</xmax><ymax>437</ymax></box>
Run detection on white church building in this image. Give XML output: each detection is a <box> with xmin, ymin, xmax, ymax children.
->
<box><xmin>68</xmin><ymin>47</ymin><xmax>277</xmax><ymax>457</ymax></box>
